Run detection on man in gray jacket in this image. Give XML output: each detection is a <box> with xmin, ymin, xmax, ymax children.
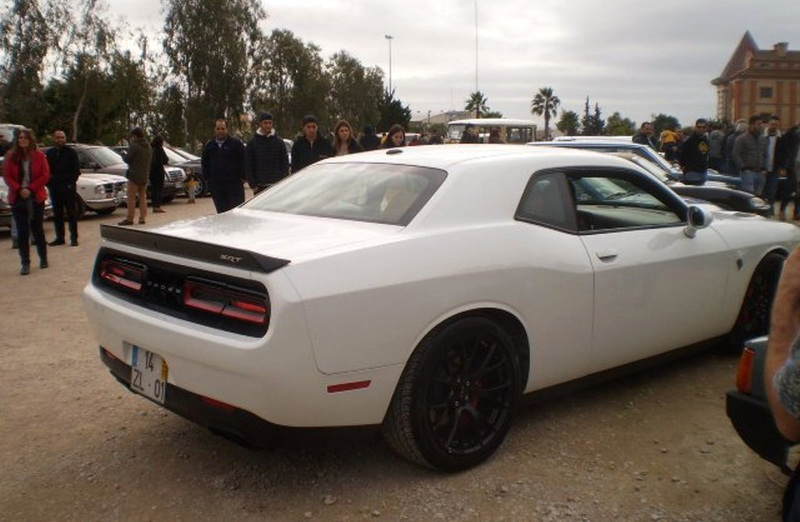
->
<box><xmin>732</xmin><ymin>116</ymin><xmax>766</xmax><ymax>196</ymax></box>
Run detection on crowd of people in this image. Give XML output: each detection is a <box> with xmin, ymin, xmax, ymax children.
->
<box><xmin>5</xmin><ymin>111</ymin><xmax>800</xmax><ymax>275</ymax></box>
<box><xmin>634</xmin><ymin>116</ymin><xmax>800</xmax><ymax>220</ymax></box>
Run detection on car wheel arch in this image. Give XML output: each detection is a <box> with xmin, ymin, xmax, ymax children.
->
<box><xmin>729</xmin><ymin>248</ymin><xmax>789</xmax><ymax>349</ymax></box>
<box><xmin>410</xmin><ymin>307</ymin><xmax>531</xmax><ymax>394</ymax></box>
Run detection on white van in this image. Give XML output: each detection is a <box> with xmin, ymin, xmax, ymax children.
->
<box><xmin>446</xmin><ymin>118</ymin><xmax>538</xmax><ymax>144</ymax></box>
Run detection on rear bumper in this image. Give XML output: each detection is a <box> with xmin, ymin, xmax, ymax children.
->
<box><xmin>726</xmin><ymin>389</ymin><xmax>792</xmax><ymax>472</ymax></box>
<box><xmin>100</xmin><ymin>347</ymin><xmax>283</xmax><ymax>447</ymax></box>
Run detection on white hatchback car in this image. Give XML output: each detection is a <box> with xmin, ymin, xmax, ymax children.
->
<box><xmin>83</xmin><ymin>145</ymin><xmax>800</xmax><ymax>471</ymax></box>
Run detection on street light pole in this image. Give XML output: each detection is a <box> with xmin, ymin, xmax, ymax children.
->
<box><xmin>384</xmin><ymin>34</ymin><xmax>394</xmax><ymax>94</ymax></box>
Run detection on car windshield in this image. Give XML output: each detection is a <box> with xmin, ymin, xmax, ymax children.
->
<box><xmin>90</xmin><ymin>147</ymin><xmax>126</xmax><ymax>166</ymax></box>
<box><xmin>169</xmin><ymin>147</ymin><xmax>200</xmax><ymax>161</ymax></box>
<box><xmin>609</xmin><ymin>153</ymin><xmax>671</xmax><ymax>183</ymax></box>
<box><xmin>244</xmin><ymin>162</ymin><xmax>447</xmax><ymax>226</ymax></box>
<box><xmin>163</xmin><ymin>147</ymin><xmax>188</xmax><ymax>164</ymax></box>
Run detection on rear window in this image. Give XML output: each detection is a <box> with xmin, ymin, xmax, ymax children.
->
<box><xmin>244</xmin><ymin>162</ymin><xmax>447</xmax><ymax>226</ymax></box>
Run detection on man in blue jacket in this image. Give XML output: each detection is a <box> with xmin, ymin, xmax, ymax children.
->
<box><xmin>201</xmin><ymin>119</ymin><xmax>245</xmax><ymax>213</ymax></box>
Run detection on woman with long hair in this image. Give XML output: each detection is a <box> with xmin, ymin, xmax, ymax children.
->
<box><xmin>332</xmin><ymin>120</ymin><xmax>363</xmax><ymax>156</ymax></box>
<box><xmin>149</xmin><ymin>134</ymin><xmax>168</xmax><ymax>213</ymax></box>
<box><xmin>4</xmin><ymin>128</ymin><xmax>50</xmax><ymax>275</ymax></box>
<box><xmin>382</xmin><ymin>124</ymin><xmax>407</xmax><ymax>149</ymax></box>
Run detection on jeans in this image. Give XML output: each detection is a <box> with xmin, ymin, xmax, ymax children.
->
<box><xmin>740</xmin><ymin>170</ymin><xmax>765</xmax><ymax>196</ymax></box>
<box><xmin>12</xmin><ymin>200</ymin><xmax>47</xmax><ymax>266</ymax></box>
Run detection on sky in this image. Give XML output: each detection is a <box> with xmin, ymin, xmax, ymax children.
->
<box><xmin>109</xmin><ymin>0</ymin><xmax>800</xmax><ymax>128</ymax></box>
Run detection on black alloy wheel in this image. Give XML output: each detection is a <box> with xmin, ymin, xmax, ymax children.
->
<box><xmin>383</xmin><ymin>316</ymin><xmax>522</xmax><ymax>471</ymax></box>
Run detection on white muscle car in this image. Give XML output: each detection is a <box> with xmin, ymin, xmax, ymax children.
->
<box><xmin>83</xmin><ymin>145</ymin><xmax>800</xmax><ymax>471</ymax></box>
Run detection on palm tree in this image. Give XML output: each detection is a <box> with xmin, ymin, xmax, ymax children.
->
<box><xmin>530</xmin><ymin>87</ymin><xmax>561</xmax><ymax>140</ymax></box>
<box><xmin>465</xmin><ymin>91</ymin><xmax>489</xmax><ymax>118</ymax></box>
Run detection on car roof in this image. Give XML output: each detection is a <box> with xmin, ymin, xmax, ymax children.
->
<box><xmin>323</xmin><ymin>144</ymin><xmax>635</xmax><ymax>172</ymax></box>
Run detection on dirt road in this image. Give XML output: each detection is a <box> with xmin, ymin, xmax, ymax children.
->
<box><xmin>0</xmin><ymin>195</ymin><xmax>787</xmax><ymax>521</ymax></box>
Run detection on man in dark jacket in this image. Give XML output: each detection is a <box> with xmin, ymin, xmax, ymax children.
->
<box><xmin>459</xmin><ymin>124</ymin><xmax>481</xmax><ymax>143</ymax></box>
<box><xmin>359</xmin><ymin>125</ymin><xmax>381</xmax><ymax>151</ymax></box>
<box><xmin>732</xmin><ymin>116</ymin><xmax>766</xmax><ymax>195</ymax></box>
<box><xmin>201</xmin><ymin>118</ymin><xmax>246</xmax><ymax>213</ymax></box>
<box><xmin>46</xmin><ymin>130</ymin><xmax>80</xmax><ymax>246</ymax></box>
<box><xmin>245</xmin><ymin>112</ymin><xmax>289</xmax><ymax>195</ymax></box>
<box><xmin>291</xmin><ymin>115</ymin><xmax>334</xmax><ymax>172</ymax></box>
<box><xmin>632</xmin><ymin>121</ymin><xmax>659</xmax><ymax>151</ymax></box>
<box><xmin>679</xmin><ymin>118</ymin><xmax>710</xmax><ymax>186</ymax></box>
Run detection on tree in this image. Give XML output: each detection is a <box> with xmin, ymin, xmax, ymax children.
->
<box><xmin>651</xmin><ymin>113</ymin><xmax>681</xmax><ymax>136</ymax></box>
<box><xmin>326</xmin><ymin>51</ymin><xmax>383</xmax><ymax>133</ymax></box>
<box><xmin>580</xmin><ymin>97</ymin><xmax>605</xmax><ymax>135</ymax></box>
<box><xmin>251</xmin><ymin>29</ymin><xmax>331</xmax><ymax>138</ymax></box>
<box><xmin>164</xmin><ymin>0</ymin><xmax>266</xmax><ymax>147</ymax></box>
<box><xmin>530</xmin><ymin>87</ymin><xmax>561</xmax><ymax>140</ymax></box>
<box><xmin>482</xmin><ymin>110</ymin><xmax>503</xmax><ymax>119</ymax></box>
<box><xmin>377</xmin><ymin>89</ymin><xmax>411</xmax><ymax>132</ymax></box>
<box><xmin>464</xmin><ymin>91</ymin><xmax>489</xmax><ymax>118</ymax></box>
<box><xmin>0</xmin><ymin>0</ymin><xmax>62</xmax><ymax>127</ymax></box>
<box><xmin>556</xmin><ymin>110</ymin><xmax>580</xmax><ymax>136</ymax></box>
<box><xmin>606</xmin><ymin>112</ymin><xmax>636</xmax><ymax>136</ymax></box>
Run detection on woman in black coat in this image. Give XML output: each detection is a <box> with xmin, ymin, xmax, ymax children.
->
<box><xmin>149</xmin><ymin>134</ymin><xmax>169</xmax><ymax>213</ymax></box>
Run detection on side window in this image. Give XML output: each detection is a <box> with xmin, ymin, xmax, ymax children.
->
<box><xmin>569</xmin><ymin>171</ymin><xmax>683</xmax><ymax>232</ymax></box>
<box><xmin>516</xmin><ymin>172</ymin><xmax>577</xmax><ymax>232</ymax></box>
<box><xmin>77</xmin><ymin>151</ymin><xmax>91</xmax><ymax>169</ymax></box>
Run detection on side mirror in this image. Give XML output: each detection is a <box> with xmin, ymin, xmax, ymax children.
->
<box><xmin>684</xmin><ymin>205</ymin><xmax>714</xmax><ymax>238</ymax></box>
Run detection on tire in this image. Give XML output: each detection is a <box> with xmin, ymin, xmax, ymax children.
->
<box><xmin>382</xmin><ymin>316</ymin><xmax>522</xmax><ymax>471</ymax></box>
<box><xmin>730</xmin><ymin>252</ymin><xmax>786</xmax><ymax>349</ymax></box>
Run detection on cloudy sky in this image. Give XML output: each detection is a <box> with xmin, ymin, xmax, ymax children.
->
<box><xmin>111</xmin><ymin>0</ymin><xmax>800</xmax><ymax>128</ymax></box>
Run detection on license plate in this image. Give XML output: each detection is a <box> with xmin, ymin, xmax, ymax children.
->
<box><xmin>130</xmin><ymin>346</ymin><xmax>168</xmax><ymax>404</ymax></box>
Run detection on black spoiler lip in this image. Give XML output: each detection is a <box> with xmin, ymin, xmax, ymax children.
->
<box><xmin>100</xmin><ymin>224</ymin><xmax>290</xmax><ymax>274</ymax></box>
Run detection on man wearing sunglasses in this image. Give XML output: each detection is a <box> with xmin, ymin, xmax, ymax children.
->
<box><xmin>679</xmin><ymin>118</ymin><xmax>710</xmax><ymax>186</ymax></box>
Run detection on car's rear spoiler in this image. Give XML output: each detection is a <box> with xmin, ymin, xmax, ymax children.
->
<box><xmin>100</xmin><ymin>225</ymin><xmax>290</xmax><ymax>274</ymax></box>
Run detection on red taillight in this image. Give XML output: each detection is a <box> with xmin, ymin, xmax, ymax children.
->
<box><xmin>100</xmin><ymin>258</ymin><xmax>145</xmax><ymax>293</ymax></box>
<box><xmin>736</xmin><ymin>346</ymin><xmax>756</xmax><ymax>394</ymax></box>
<box><xmin>183</xmin><ymin>279</ymin><xmax>268</xmax><ymax>326</ymax></box>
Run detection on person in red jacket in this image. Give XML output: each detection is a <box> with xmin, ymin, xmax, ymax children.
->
<box><xmin>4</xmin><ymin>128</ymin><xmax>51</xmax><ymax>275</ymax></box>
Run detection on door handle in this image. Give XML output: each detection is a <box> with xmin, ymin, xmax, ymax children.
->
<box><xmin>596</xmin><ymin>248</ymin><xmax>618</xmax><ymax>261</ymax></box>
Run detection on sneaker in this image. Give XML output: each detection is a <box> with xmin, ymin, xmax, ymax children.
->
<box><xmin>40</xmin><ymin>260</ymin><xmax>49</xmax><ymax>269</ymax></box>
<box><xmin>70</xmin><ymin>239</ymin><xmax>79</xmax><ymax>247</ymax></box>
<box><xmin>48</xmin><ymin>238</ymin><xmax>66</xmax><ymax>246</ymax></box>
<box><xmin>20</xmin><ymin>264</ymin><xmax>30</xmax><ymax>275</ymax></box>
<box><xmin>117</xmin><ymin>219</ymin><xmax>134</xmax><ymax>226</ymax></box>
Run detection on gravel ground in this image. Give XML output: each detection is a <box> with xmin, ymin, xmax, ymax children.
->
<box><xmin>0</xmin><ymin>194</ymin><xmax>788</xmax><ymax>521</ymax></box>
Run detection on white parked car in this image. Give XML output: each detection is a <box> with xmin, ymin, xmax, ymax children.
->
<box><xmin>83</xmin><ymin>145</ymin><xmax>800</xmax><ymax>471</ymax></box>
<box><xmin>75</xmin><ymin>172</ymin><xmax>127</xmax><ymax>217</ymax></box>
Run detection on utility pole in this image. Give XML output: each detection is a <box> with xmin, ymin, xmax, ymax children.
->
<box><xmin>384</xmin><ymin>35</ymin><xmax>394</xmax><ymax>94</ymax></box>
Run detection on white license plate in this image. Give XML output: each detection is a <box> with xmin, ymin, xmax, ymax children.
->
<box><xmin>130</xmin><ymin>346</ymin><xmax>168</xmax><ymax>404</ymax></box>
